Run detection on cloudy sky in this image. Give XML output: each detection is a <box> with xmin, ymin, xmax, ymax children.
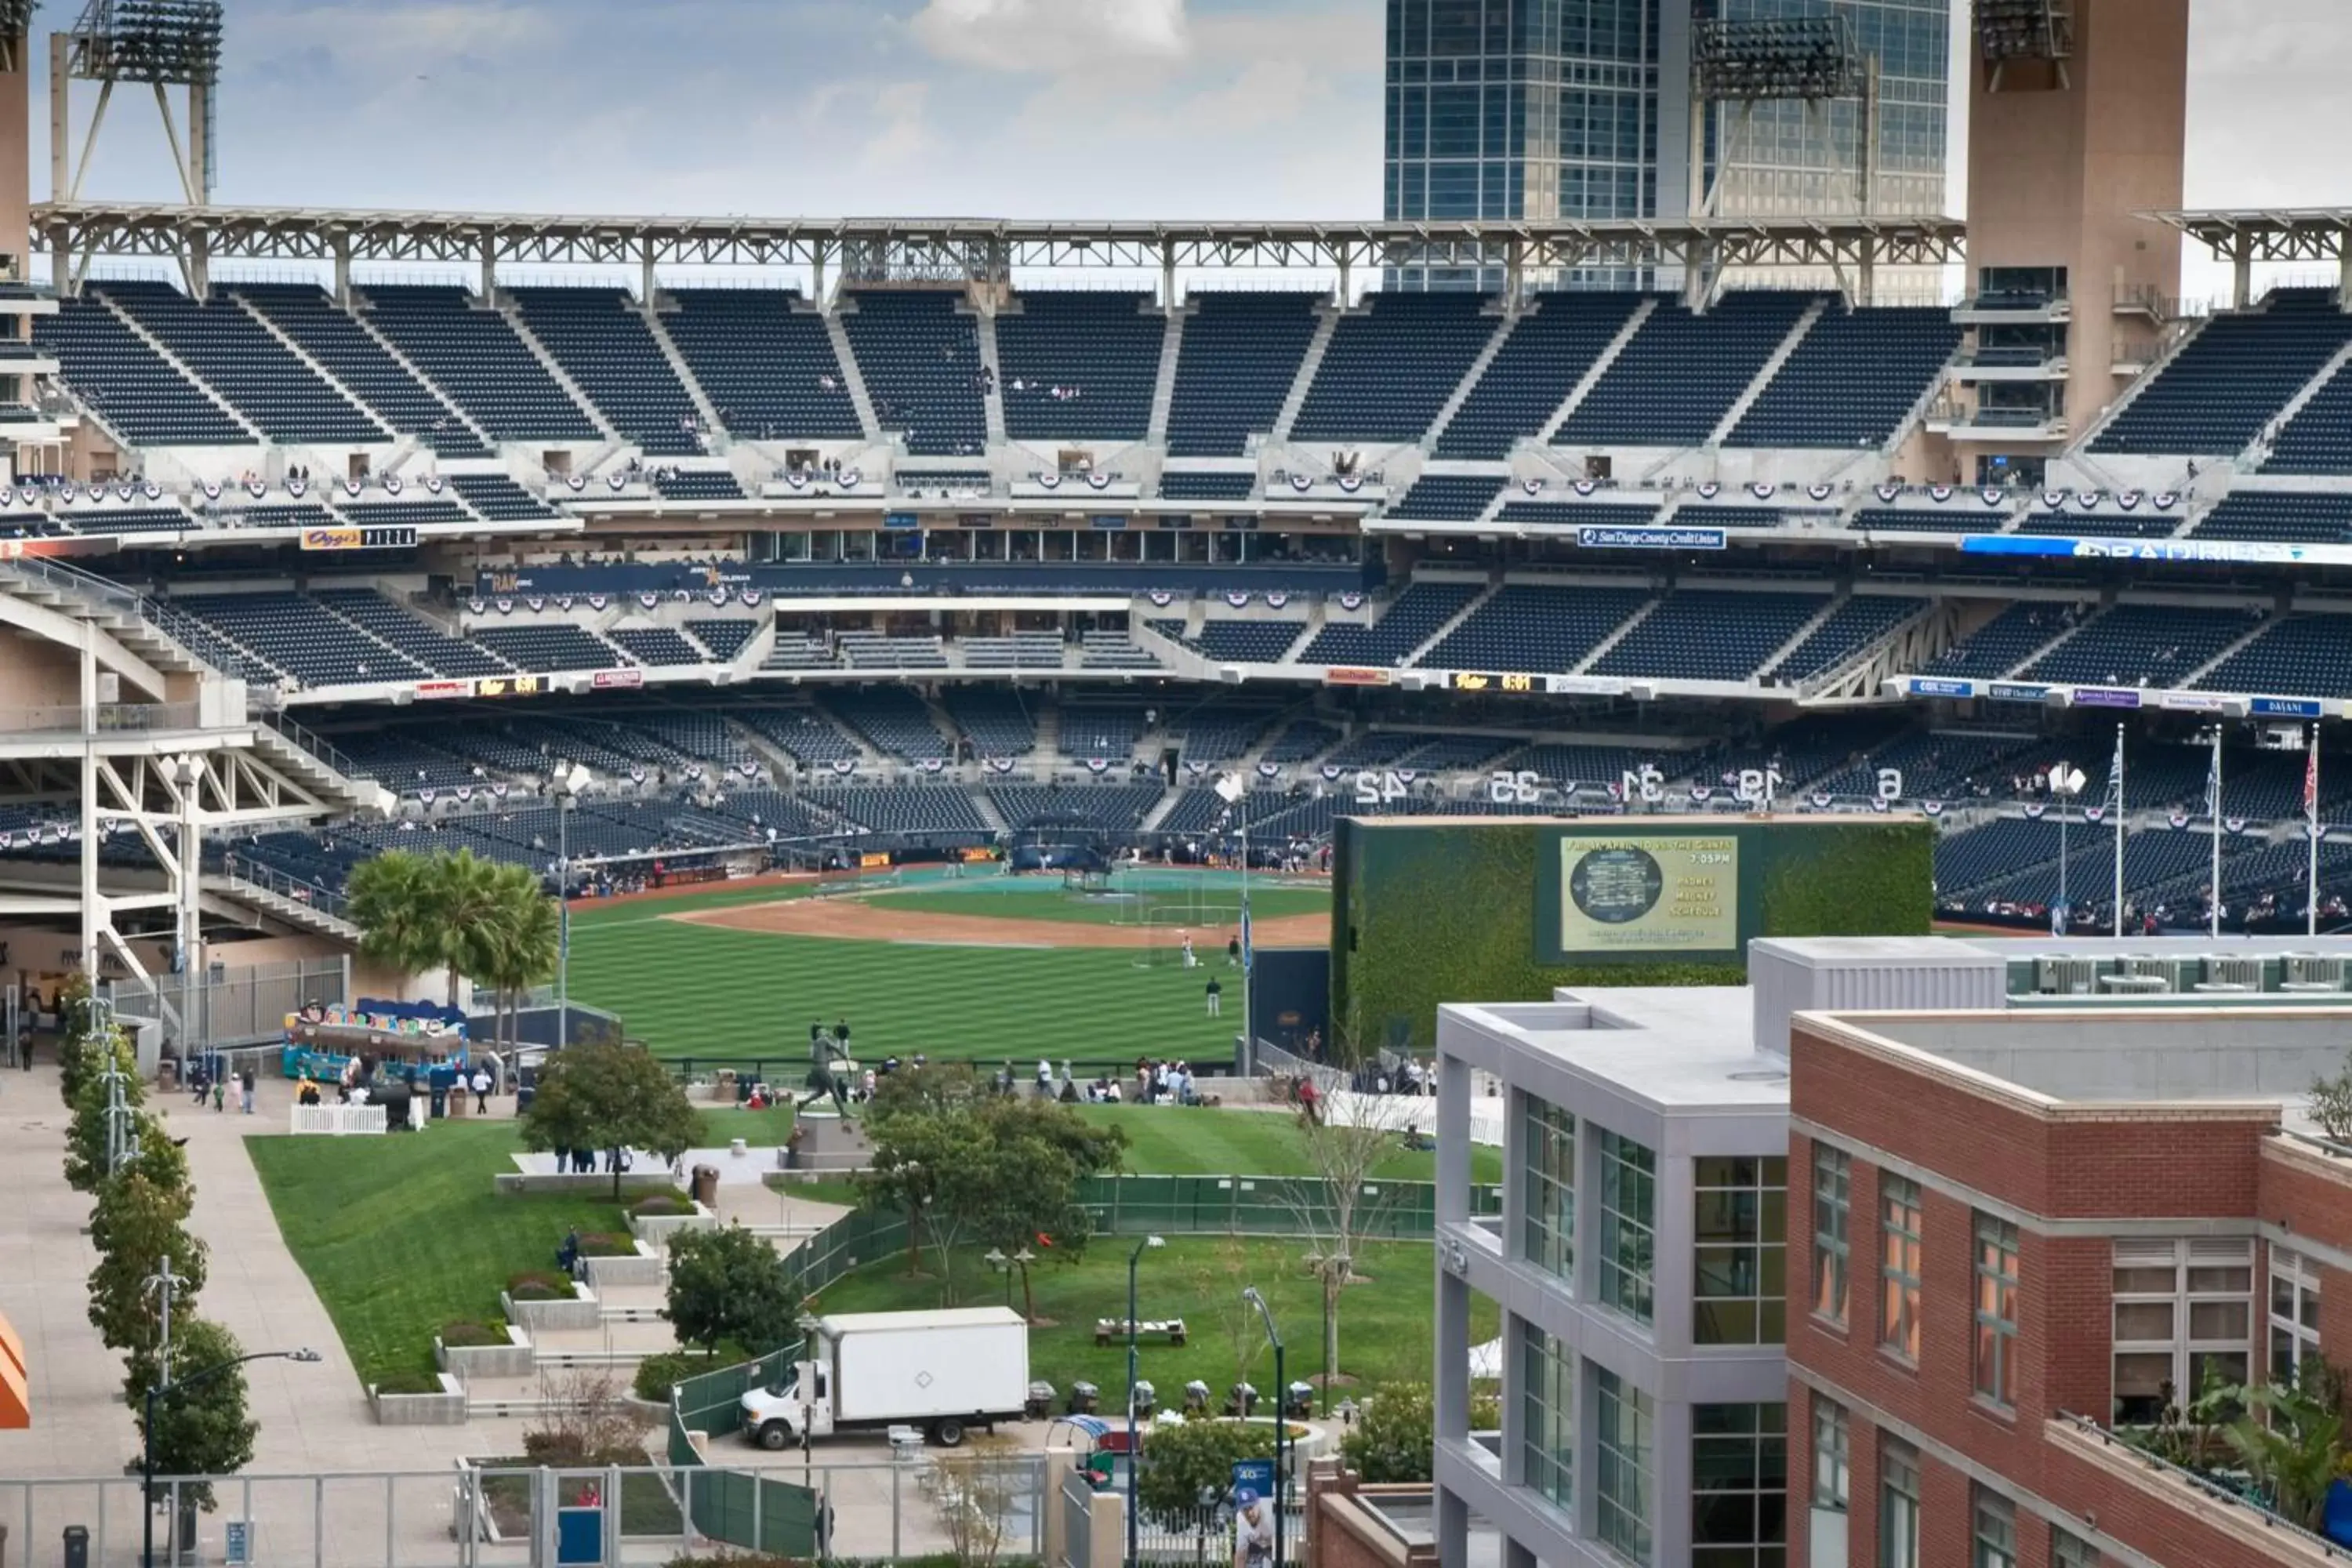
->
<box><xmin>42</xmin><ymin>0</ymin><xmax>2352</xmax><ymax>299</ymax></box>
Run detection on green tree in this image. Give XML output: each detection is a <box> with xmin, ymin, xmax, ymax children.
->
<box><xmin>1134</xmin><ymin>1417</ymin><xmax>1276</xmax><ymax>1520</ymax></box>
<box><xmin>129</xmin><ymin>1317</ymin><xmax>260</xmax><ymax>1510</ymax></box>
<box><xmin>87</xmin><ymin>1123</ymin><xmax>207</xmax><ymax>1358</ymax></box>
<box><xmin>55</xmin><ymin>972</ymin><xmax>102</xmax><ymax>1109</ymax></box>
<box><xmin>858</xmin><ymin>1104</ymin><xmax>991</xmax><ymax>1277</ymax></box>
<box><xmin>64</xmin><ymin>1029</ymin><xmax>151</xmax><ymax>1194</ymax></box>
<box><xmin>517</xmin><ymin>1041</ymin><xmax>701</xmax><ymax>1200</ymax></box>
<box><xmin>470</xmin><ymin>863</ymin><xmax>561</xmax><ymax>1051</ymax></box>
<box><xmin>347</xmin><ymin>848</ymin><xmax>512</xmax><ymax>1004</ymax></box>
<box><xmin>1341</xmin><ymin>1383</ymin><xmax>1435</xmax><ymax>1483</ymax></box>
<box><xmin>664</xmin><ymin>1224</ymin><xmax>802</xmax><ymax>1356</ymax></box>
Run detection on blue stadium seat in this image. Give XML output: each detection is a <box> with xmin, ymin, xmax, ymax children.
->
<box><xmin>2190</xmin><ymin>491</ymin><xmax>2352</xmax><ymax>543</ymax></box>
<box><xmin>37</xmin><ymin>295</ymin><xmax>250</xmax><ymax>445</ymax></box>
<box><xmin>1159</xmin><ymin>471</ymin><xmax>1258</xmax><ymax>502</ymax></box>
<box><xmin>99</xmin><ymin>281</ymin><xmax>386</xmax><ymax>445</ymax></box>
<box><xmin>1590</xmin><ymin>590</ymin><xmax>1827</xmax><ymax>681</ymax></box>
<box><xmin>510</xmin><ymin>287</ymin><xmax>706</xmax><ymax>455</ymax></box>
<box><xmin>1555</xmin><ymin>292</ymin><xmax>1813</xmax><ymax>448</ymax></box>
<box><xmin>1768</xmin><ymin>596</ymin><xmax>1928</xmax><ymax>681</ymax></box>
<box><xmin>2195</xmin><ymin>615</ymin><xmax>2352</xmax><ymax>698</ymax></box>
<box><xmin>1923</xmin><ymin>604</ymin><xmax>2085</xmax><ymax>679</ymax></box>
<box><xmin>2020</xmin><ymin>604</ymin><xmax>2263</xmax><ymax>688</ymax></box>
<box><xmin>662</xmin><ymin>289</ymin><xmax>864</xmax><ymax>440</ymax></box>
<box><xmin>234</xmin><ymin>283</ymin><xmax>486</xmax><ymax>455</ymax></box>
<box><xmin>2092</xmin><ymin>289</ymin><xmax>2352</xmax><ymax>457</ymax></box>
<box><xmin>997</xmin><ymin>292</ymin><xmax>1163</xmax><ymax>441</ymax></box>
<box><xmin>1417</xmin><ymin>583</ymin><xmax>1651</xmax><ymax>673</ymax></box>
<box><xmin>840</xmin><ymin>291</ymin><xmax>987</xmax><ymax>456</ymax></box>
<box><xmin>1290</xmin><ymin>292</ymin><xmax>1498</xmax><ymax>443</ymax></box>
<box><xmin>1385</xmin><ymin>474</ymin><xmax>1504</xmax><ymax>522</ymax></box>
<box><xmin>1727</xmin><ymin>306</ymin><xmax>1958</xmax><ymax>448</ymax></box>
<box><xmin>471</xmin><ymin>624</ymin><xmax>629</xmax><ymax>672</ymax></box>
<box><xmin>360</xmin><ymin>285</ymin><xmax>600</xmax><ymax>441</ymax></box>
<box><xmin>1435</xmin><ymin>293</ymin><xmax>1643</xmax><ymax>459</ymax></box>
<box><xmin>1296</xmin><ymin>580</ymin><xmax>1482</xmax><ymax>666</ymax></box>
<box><xmin>1165</xmin><ymin>292</ymin><xmax>1323</xmax><ymax>456</ymax></box>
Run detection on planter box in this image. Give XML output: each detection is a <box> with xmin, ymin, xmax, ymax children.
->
<box><xmin>372</xmin><ymin>1374</ymin><xmax>466</xmax><ymax>1426</ymax></box>
<box><xmin>629</xmin><ymin>1203</ymin><xmax>717</xmax><ymax>1247</ymax></box>
<box><xmin>493</xmin><ymin>1171</ymin><xmax>677</xmax><ymax>1198</ymax></box>
<box><xmin>501</xmin><ymin>1286</ymin><xmax>601</xmax><ymax>1334</ymax></box>
<box><xmin>435</xmin><ymin>1327</ymin><xmax>533</xmax><ymax>1381</ymax></box>
<box><xmin>582</xmin><ymin>1242</ymin><xmax>664</xmax><ymax>1290</ymax></box>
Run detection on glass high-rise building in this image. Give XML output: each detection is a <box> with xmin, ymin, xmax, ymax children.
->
<box><xmin>1385</xmin><ymin>0</ymin><xmax>1951</xmax><ymax>288</ymax></box>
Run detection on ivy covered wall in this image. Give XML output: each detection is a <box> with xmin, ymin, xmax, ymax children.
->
<box><xmin>1329</xmin><ymin>815</ymin><xmax>1935</xmax><ymax>1059</ymax></box>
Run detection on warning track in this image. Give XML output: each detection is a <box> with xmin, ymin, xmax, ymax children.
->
<box><xmin>673</xmin><ymin>897</ymin><xmax>1329</xmax><ymax>949</ymax></box>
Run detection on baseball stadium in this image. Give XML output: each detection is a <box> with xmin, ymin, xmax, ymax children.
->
<box><xmin>7</xmin><ymin>0</ymin><xmax>2352</xmax><ymax>1562</ymax></box>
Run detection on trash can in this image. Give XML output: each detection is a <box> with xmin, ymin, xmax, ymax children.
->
<box><xmin>713</xmin><ymin>1069</ymin><xmax>738</xmax><ymax>1104</ymax></box>
<box><xmin>62</xmin><ymin>1526</ymin><xmax>88</xmax><ymax>1568</ymax></box>
<box><xmin>691</xmin><ymin>1164</ymin><xmax>720</xmax><ymax>1207</ymax></box>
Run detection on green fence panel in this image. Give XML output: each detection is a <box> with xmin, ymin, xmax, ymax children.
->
<box><xmin>669</xmin><ymin>1346</ymin><xmax>818</xmax><ymax>1557</ymax></box>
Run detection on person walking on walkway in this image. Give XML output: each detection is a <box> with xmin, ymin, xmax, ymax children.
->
<box><xmin>238</xmin><ymin>1065</ymin><xmax>256</xmax><ymax>1115</ymax></box>
<box><xmin>470</xmin><ymin>1065</ymin><xmax>492</xmax><ymax>1115</ymax></box>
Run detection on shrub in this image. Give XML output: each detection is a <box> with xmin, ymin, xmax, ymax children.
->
<box><xmin>631</xmin><ymin>1195</ymin><xmax>695</xmax><ymax>1218</ymax></box>
<box><xmin>440</xmin><ymin>1320</ymin><xmax>507</xmax><ymax>1348</ymax></box>
<box><xmin>373</xmin><ymin>1370</ymin><xmax>445</xmax><ymax>1396</ymax></box>
<box><xmin>2312</xmin><ymin>1061</ymin><xmax>2352</xmax><ymax>1143</ymax></box>
<box><xmin>578</xmin><ymin>1232</ymin><xmax>637</xmax><ymax>1258</ymax></box>
<box><xmin>507</xmin><ymin>1270</ymin><xmax>578</xmax><ymax>1301</ymax></box>
<box><xmin>633</xmin><ymin>1352</ymin><xmax>692</xmax><ymax>1403</ymax></box>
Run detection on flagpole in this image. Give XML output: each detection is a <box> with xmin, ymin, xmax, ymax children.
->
<box><xmin>2309</xmin><ymin>724</ymin><xmax>2321</xmax><ymax>939</ymax></box>
<box><xmin>2210</xmin><ymin>725</ymin><xmax>2223</xmax><ymax>941</ymax></box>
<box><xmin>2112</xmin><ymin>724</ymin><xmax>2125</xmax><ymax>938</ymax></box>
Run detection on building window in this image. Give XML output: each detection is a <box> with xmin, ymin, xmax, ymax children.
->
<box><xmin>2270</xmin><ymin>1245</ymin><xmax>2323</xmax><ymax>1388</ymax></box>
<box><xmin>1598</xmin><ymin>1129</ymin><xmax>1657</xmax><ymax>1327</ymax></box>
<box><xmin>1691</xmin><ymin>1401</ymin><xmax>1787</xmax><ymax>1568</ymax></box>
<box><xmin>1813</xmin><ymin>1144</ymin><xmax>1850</xmax><ymax>1327</ymax></box>
<box><xmin>1973</xmin><ymin>1490</ymin><xmax>2017</xmax><ymax>1568</ymax></box>
<box><xmin>2050</xmin><ymin>1526</ymin><xmax>2099</xmax><ymax>1568</ymax></box>
<box><xmin>1520</xmin><ymin>1094</ymin><xmax>1574</xmax><ymax>1283</ymax></box>
<box><xmin>1879</xmin><ymin>1175</ymin><xmax>1923</xmax><ymax>1362</ymax></box>
<box><xmin>1879</xmin><ymin>1439</ymin><xmax>1920</xmax><ymax>1568</ymax></box>
<box><xmin>1694</xmin><ymin>1156</ymin><xmax>1787</xmax><ymax>1345</ymax></box>
<box><xmin>1973</xmin><ymin>1213</ymin><xmax>2020</xmax><ymax>1408</ymax></box>
<box><xmin>1519</xmin><ymin>1324</ymin><xmax>1573</xmax><ymax>1512</ymax></box>
<box><xmin>2112</xmin><ymin>1240</ymin><xmax>2254</xmax><ymax>1424</ymax></box>
<box><xmin>1595</xmin><ymin>1365</ymin><xmax>1655</xmax><ymax>1564</ymax></box>
<box><xmin>1812</xmin><ymin>1398</ymin><xmax>1849</xmax><ymax>1512</ymax></box>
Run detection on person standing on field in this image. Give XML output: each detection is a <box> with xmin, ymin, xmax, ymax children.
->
<box><xmin>1205</xmin><ymin>975</ymin><xmax>1223</xmax><ymax>1018</ymax></box>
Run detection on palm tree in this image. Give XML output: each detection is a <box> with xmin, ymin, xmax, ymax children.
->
<box><xmin>346</xmin><ymin>851</ymin><xmax>444</xmax><ymax>988</ymax></box>
<box><xmin>430</xmin><ymin>850</ymin><xmax>508</xmax><ymax>1007</ymax></box>
<box><xmin>471</xmin><ymin>867</ymin><xmax>561</xmax><ymax>1050</ymax></box>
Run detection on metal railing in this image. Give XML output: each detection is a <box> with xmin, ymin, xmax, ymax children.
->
<box><xmin>0</xmin><ymin>700</ymin><xmax>202</xmax><ymax>734</ymax></box>
<box><xmin>218</xmin><ymin>858</ymin><xmax>351</xmax><ymax>921</ymax></box>
<box><xmin>2054</xmin><ymin>1410</ymin><xmax>2352</xmax><ymax>1559</ymax></box>
<box><xmin>260</xmin><ymin>710</ymin><xmax>377</xmax><ymax>784</ymax></box>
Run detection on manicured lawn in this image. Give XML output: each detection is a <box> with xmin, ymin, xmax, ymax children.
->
<box><xmin>865</xmin><ymin>883</ymin><xmax>1330</xmax><ymax>927</ymax></box>
<box><xmin>1074</xmin><ymin>1105</ymin><xmax>1502</xmax><ymax>1185</ymax></box>
<box><xmin>245</xmin><ymin>1121</ymin><xmax>630</xmax><ymax>1387</ymax></box>
<box><xmin>565</xmin><ymin>923</ymin><xmax>1243</xmax><ymax>1069</ymax></box>
<box><xmin>810</xmin><ymin>1237</ymin><xmax>1494</xmax><ymax>1396</ymax></box>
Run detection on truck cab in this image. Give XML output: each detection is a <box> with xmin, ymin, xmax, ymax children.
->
<box><xmin>742</xmin><ymin>1362</ymin><xmax>833</xmax><ymax>1448</ymax></box>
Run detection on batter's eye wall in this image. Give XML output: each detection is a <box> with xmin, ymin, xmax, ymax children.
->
<box><xmin>1329</xmin><ymin>814</ymin><xmax>1934</xmax><ymax>1058</ymax></box>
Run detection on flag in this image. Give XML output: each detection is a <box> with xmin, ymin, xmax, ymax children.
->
<box><xmin>2307</xmin><ymin>735</ymin><xmax>2321</xmax><ymax>821</ymax></box>
<box><xmin>1240</xmin><ymin>903</ymin><xmax>1254</xmax><ymax>975</ymax></box>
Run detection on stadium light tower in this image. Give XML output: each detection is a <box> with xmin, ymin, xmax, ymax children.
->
<box><xmin>1976</xmin><ymin>0</ymin><xmax>2076</xmax><ymax>90</ymax></box>
<box><xmin>1688</xmin><ymin>16</ymin><xmax>1876</xmax><ymax>222</ymax></box>
<box><xmin>50</xmin><ymin>0</ymin><xmax>225</xmax><ymax>206</ymax></box>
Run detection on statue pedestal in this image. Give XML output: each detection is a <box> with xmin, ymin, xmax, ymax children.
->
<box><xmin>786</xmin><ymin>1109</ymin><xmax>873</xmax><ymax>1173</ymax></box>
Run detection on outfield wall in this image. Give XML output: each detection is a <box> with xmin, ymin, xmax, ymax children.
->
<box><xmin>1329</xmin><ymin>813</ymin><xmax>1935</xmax><ymax>1058</ymax></box>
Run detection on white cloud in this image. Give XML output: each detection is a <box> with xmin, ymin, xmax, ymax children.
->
<box><xmin>909</xmin><ymin>0</ymin><xmax>1189</xmax><ymax>75</ymax></box>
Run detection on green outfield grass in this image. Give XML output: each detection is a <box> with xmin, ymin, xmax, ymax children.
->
<box><xmin>810</xmin><ymin>1236</ymin><xmax>1494</xmax><ymax>1394</ymax></box>
<box><xmin>1076</xmin><ymin>1105</ymin><xmax>1501</xmax><ymax>1185</ymax></box>
<box><xmin>565</xmin><ymin>920</ymin><xmax>1248</xmax><ymax>1067</ymax></box>
<box><xmin>858</xmin><ymin>880</ymin><xmax>1330</xmax><ymax>927</ymax></box>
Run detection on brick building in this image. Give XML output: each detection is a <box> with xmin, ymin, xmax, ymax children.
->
<box><xmin>1788</xmin><ymin>1004</ymin><xmax>2352</xmax><ymax>1568</ymax></box>
<box><xmin>1429</xmin><ymin>937</ymin><xmax>2352</xmax><ymax>1568</ymax></box>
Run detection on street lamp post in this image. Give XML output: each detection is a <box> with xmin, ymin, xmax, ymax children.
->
<box><xmin>554</xmin><ymin>764</ymin><xmax>590</xmax><ymax>1044</ymax></box>
<box><xmin>1241</xmin><ymin>1287</ymin><xmax>1285</xmax><ymax>1568</ymax></box>
<box><xmin>2051</xmin><ymin>762</ymin><xmax>2086</xmax><ymax>934</ymax></box>
<box><xmin>143</xmin><ymin>1348</ymin><xmax>319</xmax><ymax>1568</ymax></box>
<box><xmin>1126</xmin><ymin>1234</ymin><xmax>1165</xmax><ymax>1567</ymax></box>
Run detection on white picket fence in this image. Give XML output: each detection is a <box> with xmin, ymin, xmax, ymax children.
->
<box><xmin>289</xmin><ymin>1103</ymin><xmax>389</xmax><ymax>1136</ymax></box>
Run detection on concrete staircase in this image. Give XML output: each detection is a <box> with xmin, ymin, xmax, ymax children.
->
<box><xmin>818</xmin><ymin>304</ymin><xmax>884</xmax><ymax>441</ymax></box>
<box><xmin>1568</xmin><ymin>598</ymin><xmax>1663</xmax><ymax>675</ymax></box>
<box><xmin>641</xmin><ymin>299</ymin><xmax>728</xmax><ymax>441</ymax></box>
<box><xmin>1400</xmin><ymin>577</ymin><xmax>1499</xmax><ymax>668</ymax></box>
<box><xmin>1708</xmin><ymin>297</ymin><xmax>1828</xmax><ymax>445</ymax></box>
<box><xmin>973</xmin><ymin>309</ymin><xmax>1008</xmax><ymax>445</ymax></box>
<box><xmin>224</xmin><ymin>291</ymin><xmax>401</xmax><ymax>443</ymax></box>
<box><xmin>1535</xmin><ymin>298</ymin><xmax>1657</xmax><ymax>444</ymax></box>
<box><xmin>1424</xmin><ymin>310</ymin><xmax>1519</xmax><ymax>450</ymax></box>
<box><xmin>2240</xmin><ymin>339</ymin><xmax>2352</xmax><ymax>467</ymax></box>
<box><xmin>1271</xmin><ymin>306</ymin><xmax>1343</xmax><ymax>441</ymax></box>
<box><xmin>92</xmin><ymin>290</ymin><xmax>264</xmax><ymax>441</ymax></box>
<box><xmin>498</xmin><ymin>297</ymin><xmax>622</xmax><ymax>441</ymax></box>
<box><xmin>1147</xmin><ymin>306</ymin><xmax>1187</xmax><ymax>445</ymax></box>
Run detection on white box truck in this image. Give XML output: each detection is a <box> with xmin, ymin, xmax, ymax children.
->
<box><xmin>740</xmin><ymin>1307</ymin><xmax>1029</xmax><ymax>1450</ymax></box>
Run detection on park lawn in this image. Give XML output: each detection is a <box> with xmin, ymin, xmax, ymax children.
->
<box><xmin>564</xmin><ymin>922</ymin><xmax>1242</xmax><ymax>1069</ymax></box>
<box><xmin>808</xmin><ymin>1237</ymin><xmax>1494</xmax><ymax>1396</ymax></box>
<box><xmin>1076</xmin><ymin>1105</ymin><xmax>1502</xmax><ymax>1185</ymax></box>
<box><xmin>863</xmin><ymin>884</ymin><xmax>1331</xmax><ymax>927</ymax></box>
<box><xmin>245</xmin><ymin>1121</ymin><xmax>632</xmax><ymax>1388</ymax></box>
